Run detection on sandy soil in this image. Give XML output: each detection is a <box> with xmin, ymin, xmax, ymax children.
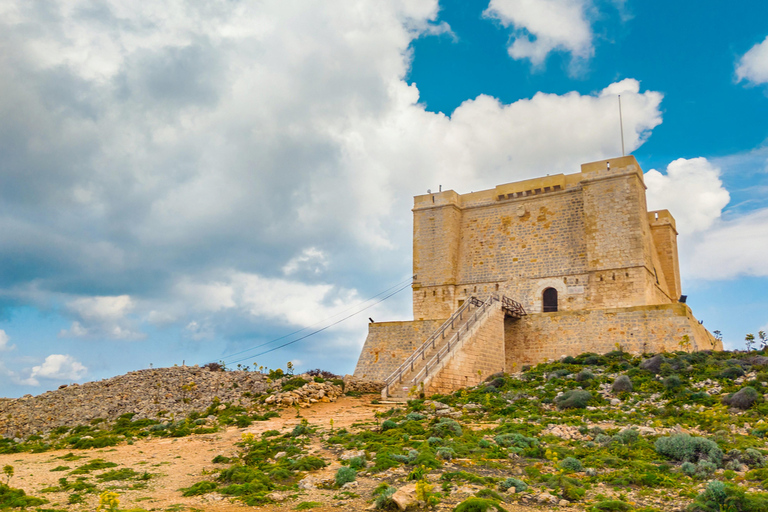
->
<box><xmin>1</xmin><ymin>396</ymin><xmax>544</xmax><ymax>511</ymax></box>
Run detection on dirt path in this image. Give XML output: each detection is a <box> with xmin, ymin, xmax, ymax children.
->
<box><xmin>1</xmin><ymin>396</ymin><xmax>543</xmax><ymax>511</ymax></box>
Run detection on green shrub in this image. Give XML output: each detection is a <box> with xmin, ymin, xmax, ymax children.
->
<box><xmin>611</xmin><ymin>375</ymin><xmax>633</xmax><ymax>393</ymax></box>
<box><xmin>575</xmin><ymin>370</ymin><xmax>594</xmax><ymax>382</ymax></box>
<box><xmin>743</xmin><ymin>448</ymin><xmax>766</xmax><ymax>468</ymax></box>
<box><xmin>664</xmin><ymin>374</ymin><xmax>683</xmax><ymax>391</ymax></box>
<box><xmin>381</xmin><ymin>420</ymin><xmax>398</xmax><ymax>432</ymax></box>
<box><xmin>335</xmin><ymin>466</ymin><xmax>356</xmax><ymax>487</ymax></box>
<box><xmin>475</xmin><ymin>489</ymin><xmax>505</xmax><ymax>501</ymax></box>
<box><xmin>295</xmin><ymin>501</ymin><xmax>323</xmax><ymax>510</ymax></box>
<box><xmin>0</xmin><ymin>483</ymin><xmax>47</xmax><ymax>508</ymax></box>
<box><xmin>374</xmin><ymin>485</ymin><xmax>398</xmax><ymax>510</ymax></box>
<box><xmin>559</xmin><ymin>457</ymin><xmax>583</xmax><ymax>472</ymax></box>
<box><xmin>212</xmin><ymin>455</ymin><xmax>231</xmax><ymax>463</ymax></box>
<box><xmin>452</xmin><ymin>497</ymin><xmax>504</xmax><ymax>512</ymax></box>
<box><xmin>406</xmin><ymin>412</ymin><xmax>425</xmax><ymax>421</ymax></box>
<box><xmin>723</xmin><ymin>386</ymin><xmax>760</xmax><ymax>410</ymax></box>
<box><xmin>590</xmin><ymin>500</ymin><xmax>632</xmax><ymax>511</ymax></box>
<box><xmin>548</xmin><ymin>369</ymin><xmax>571</xmax><ymax>381</ymax></box>
<box><xmin>348</xmin><ymin>456</ymin><xmax>367</xmax><ymax>470</ymax></box>
<box><xmin>436</xmin><ymin>447</ymin><xmax>457</xmax><ymax>460</ymax></box>
<box><xmin>695</xmin><ymin>461</ymin><xmax>717</xmax><ymax>478</ymax></box>
<box><xmin>432</xmin><ymin>418</ymin><xmax>462</xmax><ymax>438</ymax></box>
<box><xmin>292</xmin><ymin>456</ymin><xmax>327</xmax><ymax>471</ymax></box>
<box><xmin>719</xmin><ymin>366</ymin><xmax>745</xmax><ymax>380</ymax></box>
<box><xmin>686</xmin><ymin>480</ymin><xmax>768</xmax><ymax>512</ymax></box>
<box><xmin>655</xmin><ymin>434</ymin><xmax>723</xmax><ymax>465</ymax></box>
<box><xmin>494</xmin><ymin>433</ymin><xmax>538</xmax><ymax>450</ymax></box>
<box><xmin>498</xmin><ymin>477</ymin><xmax>527</xmax><ymax>492</ymax></box>
<box><xmin>613</xmin><ymin>428</ymin><xmax>639</xmax><ymax>445</ymax></box>
<box><xmin>555</xmin><ymin>390</ymin><xmax>592</xmax><ymax>410</ymax></box>
<box><xmin>681</xmin><ymin>462</ymin><xmax>696</xmax><ymax>476</ymax></box>
<box><xmin>181</xmin><ymin>481</ymin><xmax>218</xmax><ymax>496</ymax></box>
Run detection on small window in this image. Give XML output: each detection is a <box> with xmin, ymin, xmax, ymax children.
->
<box><xmin>543</xmin><ymin>288</ymin><xmax>558</xmax><ymax>313</ymax></box>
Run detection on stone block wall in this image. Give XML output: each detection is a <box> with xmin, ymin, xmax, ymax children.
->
<box><xmin>424</xmin><ymin>308</ymin><xmax>505</xmax><ymax>395</ymax></box>
<box><xmin>411</xmin><ymin>156</ymin><xmax>677</xmax><ymax>320</ymax></box>
<box><xmin>504</xmin><ymin>303</ymin><xmax>721</xmax><ymax>370</ymax></box>
<box><xmin>353</xmin><ymin>319</ymin><xmax>446</xmax><ymax>382</ymax></box>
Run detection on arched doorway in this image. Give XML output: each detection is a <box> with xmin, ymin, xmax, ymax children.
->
<box><xmin>543</xmin><ymin>287</ymin><xmax>558</xmax><ymax>312</ymax></box>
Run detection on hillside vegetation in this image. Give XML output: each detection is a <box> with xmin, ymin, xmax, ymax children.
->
<box><xmin>1</xmin><ymin>349</ymin><xmax>768</xmax><ymax>511</ymax></box>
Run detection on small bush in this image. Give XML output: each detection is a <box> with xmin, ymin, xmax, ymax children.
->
<box><xmin>498</xmin><ymin>477</ymin><xmax>527</xmax><ymax>493</ymax></box>
<box><xmin>181</xmin><ymin>481</ymin><xmax>218</xmax><ymax>496</ymax></box>
<box><xmin>436</xmin><ymin>447</ymin><xmax>457</xmax><ymax>460</ymax></box>
<box><xmin>743</xmin><ymin>448</ymin><xmax>766</xmax><ymax>468</ymax></box>
<box><xmin>432</xmin><ymin>418</ymin><xmax>462</xmax><ymax>438</ymax></box>
<box><xmin>611</xmin><ymin>375</ymin><xmax>633</xmax><ymax>393</ymax></box>
<box><xmin>681</xmin><ymin>462</ymin><xmax>696</xmax><ymax>476</ymax></box>
<box><xmin>613</xmin><ymin>428</ymin><xmax>639</xmax><ymax>445</ymax></box>
<box><xmin>719</xmin><ymin>366</ymin><xmax>745</xmax><ymax>380</ymax></box>
<box><xmin>381</xmin><ymin>420</ymin><xmax>398</xmax><ymax>432</ymax></box>
<box><xmin>335</xmin><ymin>466</ymin><xmax>356</xmax><ymax>487</ymax></box>
<box><xmin>374</xmin><ymin>485</ymin><xmax>398</xmax><ymax>510</ymax></box>
<box><xmin>559</xmin><ymin>457</ymin><xmax>583</xmax><ymax>472</ymax></box>
<box><xmin>590</xmin><ymin>500</ymin><xmax>632</xmax><ymax>511</ymax></box>
<box><xmin>575</xmin><ymin>370</ymin><xmax>594</xmax><ymax>382</ymax></box>
<box><xmin>664</xmin><ymin>374</ymin><xmax>683</xmax><ymax>391</ymax></box>
<box><xmin>348</xmin><ymin>456</ymin><xmax>367</xmax><ymax>470</ymax></box>
<box><xmin>654</xmin><ymin>434</ymin><xmax>723</xmax><ymax>466</ymax></box>
<box><xmin>640</xmin><ymin>354</ymin><xmax>666</xmax><ymax>374</ymax></box>
<box><xmin>453</xmin><ymin>497</ymin><xmax>505</xmax><ymax>512</ymax></box>
<box><xmin>723</xmin><ymin>386</ymin><xmax>760</xmax><ymax>410</ymax></box>
<box><xmin>555</xmin><ymin>390</ymin><xmax>592</xmax><ymax>410</ymax></box>
<box><xmin>547</xmin><ymin>369</ymin><xmax>571</xmax><ymax>381</ymax></box>
<box><xmin>295</xmin><ymin>501</ymin><xmax>323</xmax><ymax>510</ymax></box>
<box><xmin>695</xmin><ymin>460</ymin><xmax>717</xmax><ymax>478</ymax></box>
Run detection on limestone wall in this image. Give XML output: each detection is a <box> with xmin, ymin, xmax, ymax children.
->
<box><xmin>504</xmin><ymin>303</ymin><xmax>722</xmax><ymax>370</ymax></box>
<box><xmin>423</xmin><ymin>308</ymin><xmax>505</xmax><ymax>395</ymax></box>
<box><xmin>353</xmin><ymin>319</ymin><xmax>446</xmax><ymax>382</ymax></box>
<box><xmin>411</xmin><ymin>156</ymin><xmax>677</xmax><ymax>320</ymax></box>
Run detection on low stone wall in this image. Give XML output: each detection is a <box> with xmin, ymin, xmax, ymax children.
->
<box><xmin>353</xmin><ymin>319</ymin><xmax>446</xmax><ymax>382</ymax></box>
<box><xmin>505</xmin><ymin>303</ymin><xmax>721</xmax><ymax>369</ymax></box>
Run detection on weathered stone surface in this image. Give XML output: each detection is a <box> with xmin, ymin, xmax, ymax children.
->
<box><xmin>391</xmin><ymin>483</ymin><xmax>417</xmax><ymax>511</ymax></box>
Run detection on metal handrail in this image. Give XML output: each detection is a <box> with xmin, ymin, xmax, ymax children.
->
<box><xmin>409</xmin><ymin>294</ymin><xmax>499</xmax><ymax>387</ymax></box>
<box><xmin>383</xmin><ymin>296</ymin><xmax>484</xmax><ymax>393</ymax></box>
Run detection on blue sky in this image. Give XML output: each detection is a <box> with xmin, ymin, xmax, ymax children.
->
<box><xmin>0</xmin><ymin>0</ymin><xmax>767</xmax><ymax>397</ymax></box>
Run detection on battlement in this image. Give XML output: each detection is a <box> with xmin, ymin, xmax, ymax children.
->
<box><xmin>355</xmin><ymin>156</ymin><xmax>717</xmax><ymax>391</ymax></box>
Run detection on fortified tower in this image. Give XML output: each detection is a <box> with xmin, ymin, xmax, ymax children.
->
<box><xmin>355</xmin><ymin>156</ymin><xmax>720</xmax><ymax>399</ymax></box>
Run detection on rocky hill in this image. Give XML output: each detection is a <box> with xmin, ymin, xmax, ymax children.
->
<box><xmin>0</xmin><ymin>366</ymin><xmax>377</xmax><ymax>439</ymax></box>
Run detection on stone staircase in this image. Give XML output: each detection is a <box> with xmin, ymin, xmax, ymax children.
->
<box><xmin>382</xmin><ymin>295</ymin><xmax>504</xmax><ymax>401</ymax></box>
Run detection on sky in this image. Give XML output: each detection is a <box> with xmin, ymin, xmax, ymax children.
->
<box><xmin>0</xmin><ymin>0</ymin><xmax>767</xmax><ymax>398</ymax></box>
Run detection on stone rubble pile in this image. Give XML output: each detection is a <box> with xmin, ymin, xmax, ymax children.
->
<box><xmin>0</xmin><ymin>366</ymin><xmax>271</xmax><ymax>438</ymax></box>
<box><xmin>264</xmin><ymin>381</ymin><xmax>343</xmax><ymax>407</ymax></box>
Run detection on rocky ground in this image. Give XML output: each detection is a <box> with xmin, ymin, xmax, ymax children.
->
<box><xmin>1</xmin><ymin>350</ymin><xmax>768</xmax><ymax>512</ymax></box>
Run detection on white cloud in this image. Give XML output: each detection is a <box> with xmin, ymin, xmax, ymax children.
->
<box><xmin>0</xmin><ymin>1</ymin><xmax>666</xmax><ymax>376</ymax></box>
<box><xmin>283</xmin><ymin>248</ymin><xmax>329</xmax><ymax>276</ymax></box>
<box><xmin>60</xmin><ymin>295</ymin><xmax>144</xmax><ymax>339</ymax></box>
<box><xmin>736</xmin><ymin>35</ymin><xmax>768</xmax><ymax>85</ymax></box>
<box><xmin>0</xmin><ymin>330</ymin><xmax>15</xmax><ymax>351</ymax></box>
<box><xmin>645</xmin><ymin>157</ymin><xmax>731</xmax><ymax>235</ymax></box>
<box><xmin>484</xmin><ymin>0</ymin><xmax>594</xmax><ymax>68</ymax></box>
<box><xmin>685</xmin><ymin>208</ymin><xmax>768</xmax><ymax>280</ymax></box>
<box><xmin>26</xmin><ymin>354</ymin><xmax>88</xmax><ymax>386</ymax></box>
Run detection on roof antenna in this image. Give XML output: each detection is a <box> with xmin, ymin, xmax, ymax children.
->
<box><xmin>618</xmin><ymin>95</ymin><xmax>625</xmax><ymax>157</ymax></box>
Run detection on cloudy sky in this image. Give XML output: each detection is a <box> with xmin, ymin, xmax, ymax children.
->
<box><xmin>1</xmin><ymin>0</ymin><xmax>767</xmax><ymax>397</ymax></box>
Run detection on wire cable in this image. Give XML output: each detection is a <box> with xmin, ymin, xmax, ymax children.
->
<box><xmin>212</xmin><ymin>275</ymin><xmax>414</xmax><ymax>366</ymax></box>
<box><xmin>223</xmin><ymin>280</ymin><xmax>412</xmax><ymax>365</ymax></box>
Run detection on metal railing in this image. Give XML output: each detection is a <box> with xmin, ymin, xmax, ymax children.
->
<box><xmin>408</xmin><ymin>294</ymin><xmax>499</xmax><ymax>389</ymax></box>
<box><xmin>501</xmin><ymin>296</ymin><xmax>526</xmax><ymax>317</ymax></box>
<box><xmin>383</xmin><ymin>295</ymin><xmax>491</xmax><ymax>397</ymax></box>
<box><xmin>383</xmin><ymin>294</ymin><xmax>498</xmax><ymax>397</ymax></box>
